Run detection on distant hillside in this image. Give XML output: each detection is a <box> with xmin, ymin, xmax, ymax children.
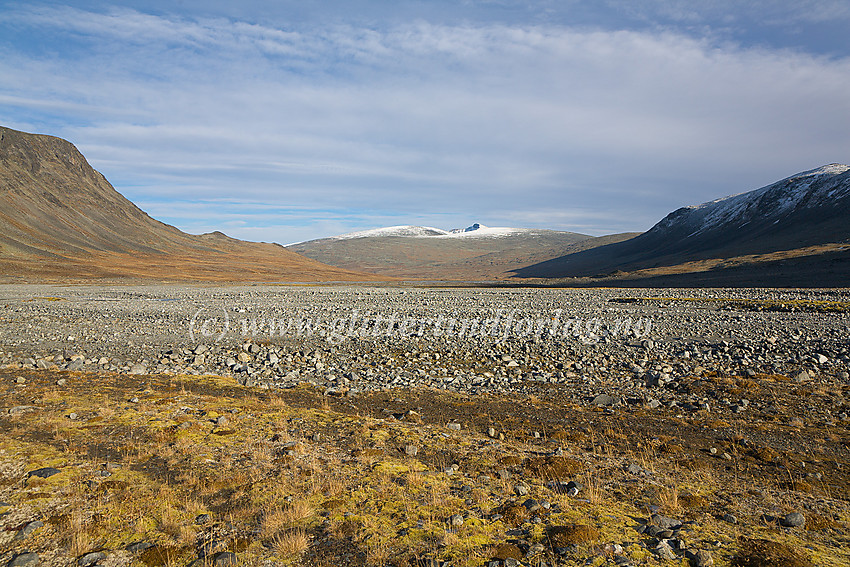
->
<box><xmin>0</xmin><ymin>126</ymin><xmax>385</xmax><ymax>282</ymax></box>
<box><xmin>288</xmin><ymin>223</ymin><xmax>636</xmax><ymax>280</ymax></box>
<box><xmin>513</xmin><ymin>164</ymin><xmax>850</xmax><ymax>286</ymax></box>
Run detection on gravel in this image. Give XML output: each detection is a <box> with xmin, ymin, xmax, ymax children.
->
<box><xmin>1</xmin><ymin>284</ymin><xmax>848</xmax><ymax>417</ymax></box>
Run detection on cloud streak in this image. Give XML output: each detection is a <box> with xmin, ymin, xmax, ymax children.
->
<box><xmin>1</xmin><ymin>5</ymin><xmax>849</xmax><ymax>242</ymax></box>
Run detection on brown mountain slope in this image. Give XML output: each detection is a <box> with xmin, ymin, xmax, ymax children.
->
<box><xmin>0</xmin><ymin>126</ymin><xmax>386</xmax><ymax>282</ymax></box>
<box><xmin>288</xmin><ymin>228</ymin><xmax>639</xmax><ymax>280</ymax></box>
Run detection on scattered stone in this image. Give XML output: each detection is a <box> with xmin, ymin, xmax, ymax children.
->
<box><xmin>200</xmin><ymin>540</ymin><xmax>227</xmax><ymax>558</ymax></box>
<box><xmin>722</xmin><ymin>513</ymin><xmax>738</xmax><ymax>524</ymax></box>
<box><xmin>513</xmin><ymin>483</ymin><xmax>529</xmax><ymax>496</ymax></box>
<box><xmin>404</xmin><ymin>444</ymin><xmax>419</xmax><ymax>457</ymax></box>
<box><xmin>8</xmin><ymin>553</ymin><xmax>40</xmax><ymax>567</ymax></box>
<box><xmin>195</xmin><ymin>514</ymin><xmax>210</xmax><ymax>525</ymax></box>
<box><xmin>126</xmin><ymin>542</ymin><xmax>155</xmax><ymax>554</ymax></box>
<box><xmin>27</xmin><ymin>467</ymin><xmax>61</xmax><ymax>479</ymax></box>
<box><xmin>211</xmin><ymin>552</ymin><xmax>237</xmax><ymax>567</ymax></box>
<box><xmin>449</xmin><ymin>514</ymin><xmax>464</xmax><ymax>526</ymax></box>
<box><xmin>129</xmin><ymin>363</ymin><xmax>147</xmax><ymax>375</ymax></box>
<box><xmin>15</xmin><ymin>376</ymin><xmax>26</xmax><ymax>384</ymax></box>
<box><xmin>56</xmin><ymin>378</ymin><xmax>67</xmax><ymax>386</ymax></box>
<box><xmin>655</xmin><ymin>541</ymin><xmax>678</xmax><ymax>561</ymax></box>
<box><xmin>626</xmin><ymin>463</ymin><xmax>643</xmax><ymax>475</ymax></box>
<box><xmin>446</xmin><ymin>422</ymin><xmax>461</xmax><ymax>431</ymax></box>
<box><xmin>651</xmin><ymin>514</ymin><xmax>681</xmax><ymax>529</ymax></box>
<box><xmin>691</xmin><ymin>549</ymin><xmax>714</xmax><ymax>567</ymax></box>
<box><xmin>592</xmin><ymin>393</ymin><xmax>615</xmax><ymax>407</ymax></box>
<box><xmin>78</xmin><ymin>552</ymin><xmax>106</xmax><ymax>567</ymax></box>
<box><xmin>793</xmin><ymin>370</ymin><xmax>810</xmax><ymax>383</ymax></box>
<box><xmin>781</xmin><ymin>512</ymin><xmax>806</xmax><ymax>528</ymax></box>
<box><xmin>14</xmin><ymin>520</ymin><xmax>44</xmax><ymax>540</ymax></box>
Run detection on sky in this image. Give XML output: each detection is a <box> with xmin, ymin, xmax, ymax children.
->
<box><xmin>1</xmin><ymin>1</ymin><xmax>849</xmax><ymax>244</ymax></box>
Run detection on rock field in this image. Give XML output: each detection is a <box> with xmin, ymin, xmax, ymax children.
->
<box><xmin>0</xmin><ymin>284</ymin><xmax>848</xmax><ymax>567</ymax></box>
<box><xmin>1</xmin><ymin>285</ymin><xmax>849</xmax><ymax>412</ymax></box>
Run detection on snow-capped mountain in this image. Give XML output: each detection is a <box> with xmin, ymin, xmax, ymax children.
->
<box><xmin>332</xmin><ymin>223</ymin><xmax>525</xmax><ymax>240</ymax></box>
<box><xmin>333</xmin><ymin>225</ymin><xmax>449</xmax><ymax>239</ymax></box>
<box><xmin>287</xmin><ymin>223</ymin><xmax>620</xmax><ymax>280</ymax></box>
<box><xmin>654</xmin><ymin>164</ymin><xmax>850</xmax><ymax>239</ymax></box>
<box><xmin>515</xmin><ymin>164</ymin><xmax>850</xmax><ymax>282</ymax></box>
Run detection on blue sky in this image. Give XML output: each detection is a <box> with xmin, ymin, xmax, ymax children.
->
<box><xmin>2</xmin><ymin>1</ymin><xmax>849</xmax><ymax>244</ymax></box>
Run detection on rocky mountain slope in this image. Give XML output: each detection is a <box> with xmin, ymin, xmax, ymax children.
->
<box><xmin>0</xmin><ymin>126</ymin><xmax>384</xmax><ymax>282</ymax></box>
<box><xmin>289</xmin><ymin>223</ymin><xmax>638</xmax><ymax>280</ymax></box>
<box><xmin>513</xmin><ymin>164</ymin><xmax>850</xmax><ymax>285</ymax></box>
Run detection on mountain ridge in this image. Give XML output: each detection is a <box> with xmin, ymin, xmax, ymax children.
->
<box><xmin>288</xmin><ymin>224</ymin><xmax>638</xmax><ymax>280</ymax></box>
<box><xmin>0</xmin><ymin>125</ymin><xmax>387</xmax><ymax>282</ymax></box>
<box><xmin>512</xmin><ymin>163</ymin><xmax>850</xmax><ymax>283</ymax></box>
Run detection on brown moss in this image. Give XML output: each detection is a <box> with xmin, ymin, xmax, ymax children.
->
<box><xmin>679</xmin><ymin>493</ymin><xmax>708</xmax><ymax>509</ymax></box>
<box><xmin>499</xmin><ymin>505</ymin><xmax>529</xmax><ymax>527</ymax></box>
<box><xmin>731</xmin><ymin>538</ymin><xmax>813</xmax><ymax>567</ymax></box>
<box><xmin>803</xmin><ymin>513</ymin><xmax>839</xmax><ymax>531</ymax></box>
<box><xmin>491</xmin><ymin>542</ymin><xmax>524</xmax><ymax>560</ymax></box>
<box><xmin>140</xmin><ymin>545</ymin><xmax>191</xmax><ymax>567</ymax></box>
<box><xmin>322</xmin><ymin>498</ymin><xmax>345</xmax><ymax>510</ymax></box>
<box><xmin>546</xmin><ymin>524</ymin><xmax>600</xmax><ymax>546</ymax></box>
<box><xmin>658</xmin><ymin>442</ymin><xmax>684</xmax><ymax>455</ymax></box>
<box><xmin>750</xmin><ymin>445</ymin><xmax>780</xmax><ymax>463</ymax></box>
<box><xmin>524</xmin><ymin>456</ymin><xmax>581</xmax><ymax>479</ymax></box>
<box><xmin>780</xmin><ymin>479</ymin><xmax>814</xmax><ymax>493</ymax></box>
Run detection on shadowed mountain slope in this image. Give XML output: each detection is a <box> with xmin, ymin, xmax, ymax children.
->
<box><xmin>513</xmin><ymin>165</ymin><xmax>850</xmax><ymax>284</ymax></box>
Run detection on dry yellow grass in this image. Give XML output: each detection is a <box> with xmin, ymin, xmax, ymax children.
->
<box><xmin>1</xmin><ymin>368</ymin><xmax>848</xmax><ymax>567</ymax></box>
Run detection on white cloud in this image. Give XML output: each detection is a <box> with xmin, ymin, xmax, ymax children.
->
<box><xmin>604</xmin><ymin>0</ymin><xmax>850</xmax><ymax>26</ymax></box>
<box><xmin>1</xmin><ymin>6</ymin><xmax>849</xmax><ymax>242</ymax></box>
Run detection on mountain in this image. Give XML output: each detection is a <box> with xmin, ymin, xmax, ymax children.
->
<box><xmin>513</xmin><ymin>164</ymin><xmax>850</xmax><ymax>285</ymax></box>
<box><xmin>323</xmin><ymin>223</ymin><xmax>531</xmax><ymax>240</ymax></box>
<box><xmin>0</xmin><ymin>125</ymin><xmax>385</xmax><ymax>282</ymax></box>
<box><xmin>288</xmin><ymin>223</ymin><xmax>639</xmax><ymax>280</ymax></box>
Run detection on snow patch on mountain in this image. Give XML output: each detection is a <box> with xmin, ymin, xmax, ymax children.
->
<box><xmin>440</xmin><ymin>223</ymin><xmax>525</xmax><ymax>238</ymax></box>
<box><xmin>332</xmin><ymin>223</ymin><xmax>528</xmax><ymax>240</ymax></box>
<box><xmin>334</xmin><ymin>225</ymin><xmax>449</xmax><ymax>239</ymax></box>
<box><xmin>657</xmin><ymin>164</ymin><xmax>850</xmax><ymax>237</ymax></box>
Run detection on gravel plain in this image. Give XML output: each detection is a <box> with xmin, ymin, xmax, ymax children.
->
<box><xmin>2</xmin><ymin>284</ymin><xmax>850</xmax><ymax>567</ymax></box>
<box><xmin>1</xmin><ymin>284</ymin><xmax>848</xmax><ymax>417</ymax></box>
